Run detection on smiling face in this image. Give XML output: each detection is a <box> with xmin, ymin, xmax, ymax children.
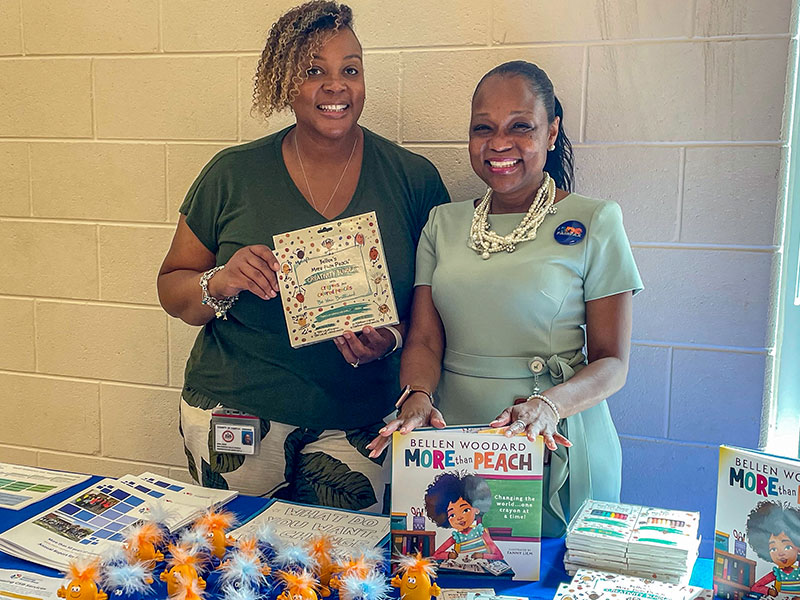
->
<box><xmin>469</xmin><ymin>74</ymin><xmax>559</xmax><ymax>207</ymax></box>
<box><xmin>400</xmin><ymin>570</ymin><xmax>433</xmax><ymax>600</ymax></box>
<box><xmin>447</xmin><ymin>497</ymin><xmax>479</xmax><ymax>532</ymax></box>
<box><xmin>65</xmin><ymin>580</ymin><xmax>99</xmax><ymax>600</ymax></box>
<box><xmin>769</xmin><ymin>531</ymin><xmax>800</xmax><ymax>568</ymax></box>
<box><xmin>291</xmin><ymin>27</ymin><xmax>365</xmax><ymax>141</ymax></box>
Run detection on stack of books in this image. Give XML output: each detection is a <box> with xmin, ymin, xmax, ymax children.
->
<box><xmin>554</xmin><ymin>568</ymin><xmax>712</xmax><ymax>600</ymax></box>
<box><xmin>564</xmin><ymin>500</ymin><xmax>700</xmax><ymax>585</ymax></box>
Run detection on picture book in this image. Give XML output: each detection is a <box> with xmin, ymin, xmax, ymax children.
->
<box><xmin>391</xmin><ymin>426</ymin><xmax>544</xmax><ymax>581</ymax></box>
<box><xmin>273</xmin><ymin>211</ymin><xmax>399</xmax><ymax>348</ymax></box>
<box><xmin>713</xmin><ymin>446</ymin><xmax>800</xmax><ymax>600</ymax></box>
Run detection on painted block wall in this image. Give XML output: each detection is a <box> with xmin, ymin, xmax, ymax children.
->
<box><xmin>0</xmin><ymin>0</ymin><xmax>793</xmax><ymax>557</ymax></box>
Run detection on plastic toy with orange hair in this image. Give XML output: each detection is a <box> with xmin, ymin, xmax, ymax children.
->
<box><xmin>390</xmin><ymin>553</ymin><xmax>441</xmax><ymax>600</ymax></box>
<box><xmin>307</xmin><ymin>535</ymin><xmax>339</xmax><ymax>597</ymax></box>
<box><xmin>159</xmin><ymin>544</ymin><xmax>207</xmax><ymax>597</ymax></box>
<box><xmin>122</xmin><ymin>521</ymin><xmax>165</xmax><ymax>564</ymax></box>
<box><xmin>194</xmin><ymin>509</ymin><xmax>237</xmax><ymax>560</ymax></box>
<box><xmin>276</xmin><ymin>569</ymin><xmax>320</xmax><ymax>600</ymax></box>
<box><xmin>57</xmin><ymin>559</ymin><xmax>108</xmax><ymax>600</ymax></box>
<box><xmin>328</xmin><ymin>554</ymin><xmax>371</xmax><ymax>593</ymax></box>
<box><xmin>168</xmin><ymin>575</ymin><xmax>206</xmax><ymax>600</ymax></box>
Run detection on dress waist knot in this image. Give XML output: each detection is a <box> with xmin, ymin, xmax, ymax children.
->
<box><xmin>443</xmin><ymin>348</ymin><xmax>586</xmax><ymax>382</ymax></box>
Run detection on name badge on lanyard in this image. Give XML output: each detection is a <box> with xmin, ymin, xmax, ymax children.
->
<box><xmin>211</xmin><ymin>409</ymin><xmax>261</xmax><ymax>455</ymax></box>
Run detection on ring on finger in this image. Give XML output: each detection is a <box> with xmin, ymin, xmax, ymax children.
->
<box><xmin>350</xmin><ymin>359</ymin><xmax>360</xmax><ymax>368</ymax></box>
<box><xmin>509</xmin><ymin>419</ymin><xmax>526</xmax><ymax>431</ymax></box>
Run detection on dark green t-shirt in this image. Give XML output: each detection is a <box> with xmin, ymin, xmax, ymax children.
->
<box><xmin>180</xmin><ymin>126</ymin><xmax>450</xmax><ymax>429</ymax></box>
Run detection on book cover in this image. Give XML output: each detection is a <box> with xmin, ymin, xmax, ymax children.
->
<box><xmin>273</xmin><ymin>211</ymin><xmax>399</xmax><ymax>348</ymax></box>
<box><xmin>713</xmin><ymin>445</ymin><xmax>800</xmax><ymax>600</ymax></box>
<box><xmin>390</xmin><ymin>426</ymin><xmax>544</xmax><ymax>581</ymax></box>
<box><xmin>555</xmin><ymin>569</ymin><xmax>710</xmax><ymax>600</ymax></box>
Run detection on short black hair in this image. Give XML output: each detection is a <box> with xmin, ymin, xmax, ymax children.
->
<box><xmin>423</xmin><ymin>471</ymin><xmax>492</xmax><ymax>528</ymax></box>
<box><xmin>746</xmin><ymin>500</ymin><xmax>800</xmax><ymax>561</ymax></box>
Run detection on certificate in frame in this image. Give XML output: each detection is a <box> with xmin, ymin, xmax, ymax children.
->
<box><xmin>273</xmin><ymin>211</ymin><xmax>399</xmax><ymax>348</ymax></box>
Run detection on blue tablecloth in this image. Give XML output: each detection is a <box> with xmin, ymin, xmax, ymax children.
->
<box><xmin>0</xmin><ymin>476</ymin><xmax>712</xmax><ymax>599</ymax></box>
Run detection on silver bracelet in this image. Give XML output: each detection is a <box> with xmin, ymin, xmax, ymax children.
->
<box><xmin>379</xmin><ymin>325</ymin><xmax>403</xmax><ymax>359</ymax></box>
<box><xmin>199</xmin><ymin>265</ymin><xmax>238</xmax><ymax>320</ymax></box>
<box><xmin>526</xmin><ymin>392</ymin><xmax>560</xmax><ymax>422</ymax></box>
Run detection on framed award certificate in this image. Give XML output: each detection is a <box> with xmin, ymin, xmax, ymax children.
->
<box><xmin>273</xmin><ymin>211</ymin><xmax>399</xmax><ymax>348</ymax></box>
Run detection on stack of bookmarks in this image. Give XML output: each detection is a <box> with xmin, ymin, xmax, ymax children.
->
<box><xmin>564</xmin><ymin>500</ymin><xmax>700</xmax><ymax>584</ymax></box>
<box><xmin>554</xmin><ymin>568</ymin><xmax>712</xmax><ymax>600</ymax></box>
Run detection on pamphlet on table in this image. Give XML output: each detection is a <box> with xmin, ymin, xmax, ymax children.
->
<box><xmin>274</xmin><ymin>211</ymin><xmax>399</xmax><ymax>347</ymax></box>
<box><xmin>391</xmin><ymin>426</ymin><xmax>544</xmax><ymax>581</ymax></box>
<box><xmin>554</xmin><ymin>568</ymin><xmax>711</xmax><ymax>600</ymax></box>
<box><xmin>230</xmin><ymin>498</ymin><xmax>390</xmax><ymax>552</ymax></box>
<box><xmin>0</xmin><ymin>567</ymin><xmax>62</xmax><ymax>600</ymax></box>
<box><xmin>0</xmin><ymin>463</ymin><xmax>89</xmax><ymax>510</ymax></box>
<box><xmin>0</xmin><ymin>474</ymin><xmax>236</xmax><ymax>571</ymax></box>
<box><xmin>713</xmin><ymin>445</ymin><xmax>800</xmax><ymax>600</ymax></box>
<box><xmin>438</xmin><ymin>588</ymin><xmax>496</xmax><ymax>600</ymax></box>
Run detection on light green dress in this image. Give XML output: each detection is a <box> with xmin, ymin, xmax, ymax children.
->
<box><xmin>415</xmin><ymin>194</ymin><xmax>643</xmax><ymax>537</ymax></box>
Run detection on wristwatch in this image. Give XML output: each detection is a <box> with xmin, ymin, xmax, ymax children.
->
<box><xmin>395</xmin><ymin>384</ymin><xmax>435</xmax><ymax>411</ymax></box>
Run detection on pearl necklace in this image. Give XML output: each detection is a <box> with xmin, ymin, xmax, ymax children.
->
<box><xmin>468</xmin><ymin>172</ymin><xmax>557</xmax><ymax>259</ymax></box>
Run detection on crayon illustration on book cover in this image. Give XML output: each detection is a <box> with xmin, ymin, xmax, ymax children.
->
<box><xmin>273</xmin><ymin>211</ymin><xmax>398</xmax><ymax>348</ymax></box>
<box><xmin>391</xmin><ymin>426</ymin><xmax>544</xmax><ymax>581</ymax></box>
<box><xmin>713</xmin><ymin>446</ymin><xmax>800</xmax><ymax>600</ymax></box>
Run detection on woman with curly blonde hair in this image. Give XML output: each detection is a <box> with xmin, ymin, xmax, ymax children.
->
<box><xmin>158</xmin><ymin>1</ymin><xmax>449</xmax><ymax>512</ymax></box>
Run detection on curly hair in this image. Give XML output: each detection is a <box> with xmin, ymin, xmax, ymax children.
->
<box><xmin>746</xmin><ymin>500</ymin><xmax>800</xmax><ymax>561</ymax></box>
<box><xmin>252</xmin><ymin>1</ymin><xmax>354</xmax><ymax>120</ymax></box>
<box><xmin>424</xmin><ymin>471</ymin><xmax>493</xmax><ymax>529</ymax></box>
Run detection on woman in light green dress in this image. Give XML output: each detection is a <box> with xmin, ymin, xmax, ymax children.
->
<box><xmin>368</xmin><ymin>61</ymin><xmax>643</xmax><ymax>536</ymax></box>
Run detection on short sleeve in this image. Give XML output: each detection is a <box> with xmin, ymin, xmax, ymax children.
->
<box><xmin>412</xmin><ymin>156</ymin><xmax>450</xmax><ymax>234</ymax></box>
<box><xmin>178</xmin><ymin>154</ymin><xmax>228</xmax><ymax>255</ymax></box>
<box><xmin>414</xmin><ymin>205</ymin><xmax>439</xmax><ymax>286</ymax></box>
<box><xmin>583</xmin><ymin>201</ymin><xmax>644</xmax><ymax>301</ymax></box>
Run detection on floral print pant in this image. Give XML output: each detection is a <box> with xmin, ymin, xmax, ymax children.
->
<box><xmin>180</xmin><ymin>388</ymin><xmax>390</xmax><ymax>514</ymax></box>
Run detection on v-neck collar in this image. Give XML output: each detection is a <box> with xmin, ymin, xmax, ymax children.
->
<box><xmin>275</xmin><ymin>125</ymin><xmax>368</xmax><ymax>222</ymax></box>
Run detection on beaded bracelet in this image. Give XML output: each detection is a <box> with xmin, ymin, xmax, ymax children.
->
<box><xmin>200</xmin><ymin>265</ymin><xmax>239</xmax><ymax>320</ymax></box>
<box><xmin>526</xmin><ymin>392</ymin><xmax>560</xmax><ymax>422</ymax></box>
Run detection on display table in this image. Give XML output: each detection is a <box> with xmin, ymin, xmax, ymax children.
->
<box><xmin>0</xmin><ymin>475</ymin><xmax>712</xmax><ymax>599</ymax></box>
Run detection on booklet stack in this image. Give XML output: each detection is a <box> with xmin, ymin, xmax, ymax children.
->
<box><xmin>564</xmin><ymin>500</ymin><xmax>700</xmax><ymax>585</ymax></box>
<box><xmin>553</xmin><ymin>568</ymin><xmax>712</xmax><ymax>600</ymax></box>
<box><xmin>0</xmin><ymin>472</ymin><xmax>236</xmax><ymax>571</ymax></box>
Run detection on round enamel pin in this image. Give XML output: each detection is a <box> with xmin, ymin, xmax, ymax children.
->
<box><xmin>554</xmin><ymin>220</ymin><xmax>586</xmax><ymax>245</ymax></box>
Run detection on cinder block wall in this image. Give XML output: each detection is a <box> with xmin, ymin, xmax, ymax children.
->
<box><xmin>0</xmin><ymin>1</ymin><xmax>792</xmax><ymax>554</ymax></box>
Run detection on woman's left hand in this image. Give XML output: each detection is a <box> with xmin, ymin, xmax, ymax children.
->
<box><xmin>490</xmin><ymin>397</ymin><xmax>572</xmax><ymax>451</ymax></box>
<box><xmin>334</xmin><ymin>326</ymin><xmax>394</xmax><ymax>368</ymax></box>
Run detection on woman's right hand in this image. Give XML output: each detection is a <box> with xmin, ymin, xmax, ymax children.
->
<box><xmin>366</xmin><ymin>394</ymin><xmax>446</xmax><ymax>458</ymax></box>
<box><xmin>208</xmin><ymin>245</ymin><xmax>281</xmax><ymax>301</ymax></box>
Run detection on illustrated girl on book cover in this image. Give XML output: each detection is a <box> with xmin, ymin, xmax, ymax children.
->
<box><xmin>746</xmin><ymin>501</ymin><xmax>800</xmax><ymax>599</ymax></box>
<box><xmin>423</xmin><ymin>471</ymin><xmax>503</xmax><ymax>560</ymax></box>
